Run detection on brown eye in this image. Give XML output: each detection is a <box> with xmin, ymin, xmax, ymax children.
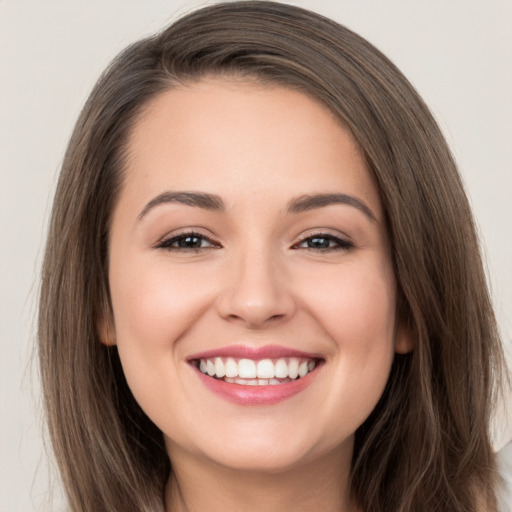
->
<box><xmin>174</xmin><ymin>235</ymin><xmax>205</xmax><ymax>248</ymax></box>
<box><xmin>296</xmin><ymin>234</ymin><xmax>353</xmax><ymax>251</ymax></box>
<box><xmin>306</xmin><ymin>236</ymin><xmax>332</xmax><ymax>249</ymax></box>
<box><xmin>157</xmin><ymin>232</ymin><xmax>220</xmax><ymax>251</ymax></box>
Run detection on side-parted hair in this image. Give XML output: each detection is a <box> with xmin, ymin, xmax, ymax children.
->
<box><xmin>38</xmin><ymin>2</ymin><xmax>504</xmax><ymax>511</ymax></box>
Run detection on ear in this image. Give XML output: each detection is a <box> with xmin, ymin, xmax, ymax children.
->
<box><xmin>97</xmin><ymin>309</ymin><xmax>117</xmax><ymax>346</ymax></box>
<box><xmin>394</xmin><ymin>320</ymin><xmax>415</xmax><ymax>354</ymax></box>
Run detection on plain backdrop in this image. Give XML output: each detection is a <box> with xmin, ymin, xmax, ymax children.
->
<box><xmin>1</xmin><ymin>1</ymin><xmax>511</xmax><ymax>510</ymax></box>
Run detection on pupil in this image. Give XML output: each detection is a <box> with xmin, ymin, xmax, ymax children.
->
<box><xmin>309</xmin><ymin>237</ymin><xmax>329</xmax><ymax>248</ymax></box>
<box><xmin>179</xmin><ymin>236</ymin><xmax>201</xmax><ymax>248</ymax></box>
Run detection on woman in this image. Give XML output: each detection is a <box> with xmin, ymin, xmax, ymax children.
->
<box><xmin>38</xmin><ymin>2</ymin><xmax>507</xmax><ymax>511</ymax></box>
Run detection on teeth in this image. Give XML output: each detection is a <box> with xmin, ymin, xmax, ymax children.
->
<box><xmin>275</xmin><ymin>359</ymin><xmax>288</xmax><ymax>378</ymax></box>
<box><xmin>214</xmin><ymin>357</ymin><xmax>225</xmax><ymax>378</ymax></box>
<box><xmin>239</xmin><ymin>359</ymin><xmax>256</xmax><ymax>378</ymax></box>
<box><xmin>298</xmin><ymin>361</ymin><xmax>309</xmax><ymax>377</ymax></box>
<box><xmin>206</xmin><ymin>360</ymin><xmax>215</xmax><ymax>377</ymax></box>
<box><xmin>197</xmin><ymin>356</ymin><xmax>318</xmax><ymax>383</ymax></box>
<box><xmin>288</xmin><ymin>359</ymin><xmax>299</xmax><ymax>379</ymax></box>
<box><xmin>225</xmin><ymin>358</ymin><xmax>238</xmax><ymax>378</ymax></box>
<box><xmin>256</xmin><ymin>359</ymin><xmax>275</xmax><ymax>379</ymax></box>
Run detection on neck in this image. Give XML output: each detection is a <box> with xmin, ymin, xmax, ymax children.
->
<box><xmin>164</xmin><ymin>444</ymin><xmax>358</xmax><ymax>512</ymax></box>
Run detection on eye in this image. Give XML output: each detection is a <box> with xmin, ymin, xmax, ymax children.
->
<box><xmin>157</xmin><ymin>231</ymin><xmax>220</xmax><ymax>252</ymax></box>
<box><xmin>294</xmin><ymin>233</ymin><xmax>353</xmax><ymax>251</ymax></box>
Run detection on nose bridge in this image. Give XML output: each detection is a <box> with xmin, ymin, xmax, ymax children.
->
<box><xmin>216</xmin><ymin>241</ymin><xmax>295</xmax><ymax>327</ymax></box>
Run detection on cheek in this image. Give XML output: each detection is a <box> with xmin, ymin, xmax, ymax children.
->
<box><xmin>301</xmin><ymin>263</ymin><xmax>397</xmax><ymax>423</ymax></box>
<box><xmin>107</xmin><ymin>257</ymin><xmax>217</xmax><ymax>425</ymax></box>
<box><xmin>306</xmin><ymin>262</ymin><xmax>397</xmax><ymax>349</ymax></box>
<box><xmin>109</xmin><ymin>256</ymin><xmax>214</xmax><ymax>352</ymax></box>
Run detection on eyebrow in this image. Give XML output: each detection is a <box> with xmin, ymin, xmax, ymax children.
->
<box><xmin>138</xmin><ymin>191</ymin><xmax>225</xmax><ymax>220</ymax></box>
<box><xmin>138</xmin><ymin>191</ymin><xmax>376</xmax><ymax>222</ymax></box>
<box><xmin>287</xmin><ymin>193</ymin><xmax>376</xmax><ymax>221</ymax></box>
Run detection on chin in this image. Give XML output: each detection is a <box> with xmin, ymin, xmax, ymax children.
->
<box><xmin>192</xmin><ymin>429</ymin><xmax>351</xmax><ymax>475</ymax></box>
<box><xmin>208</xmin><ymin>447</ymin><xmax>311</xmax><ymax>474</ymax></box>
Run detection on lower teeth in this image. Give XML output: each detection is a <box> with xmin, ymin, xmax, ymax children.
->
<box><xmin>223</xmin><ymin>377</ymin><xmax>294</xmax><ymax>386</ymax></box>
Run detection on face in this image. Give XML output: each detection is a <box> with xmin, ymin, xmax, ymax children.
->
<box><xmin>104</xmin><ymin>78</ymin><xmax>410</xmax><ymax>474</ymax></box>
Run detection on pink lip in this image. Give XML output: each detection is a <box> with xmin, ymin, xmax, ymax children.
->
<box><xmin>187</xmin><ymin>344</ymin><xmax>322</xmax><ymax>361</ymax></box>
<box><xmin>194</xmin><ymin>366</ymin><xmax>321</xmax><ymax>405</ymax></box>
<box><xmin>187</xmin><ymin>344</ymin><xmax>324</xmax><ymax>406</ymax></box>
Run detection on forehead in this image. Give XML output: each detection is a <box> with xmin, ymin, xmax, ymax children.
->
<box><xmin>122</xmin><ymin>78</ymin><xmax>381</xmax><ymax>215</ymax></box>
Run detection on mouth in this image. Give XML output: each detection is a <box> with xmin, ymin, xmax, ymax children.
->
<box><xmin>187</xmin><ymin>346</ymin><xmax>324</xmax><ymax>405</ymax></box>
<box><xmin>192</xmin><ymin>356</ymin><xmax>321</xmax><ymax>386</ymax></box>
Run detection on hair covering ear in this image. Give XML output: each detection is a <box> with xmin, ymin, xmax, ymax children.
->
<box><xmin>97</xmin><ymin>305</ymin><xmax>116</xmax><ymax>346</ymax></box>
<box><xmin>395</xmin><ymin>321</ymin><xmax>414</xmax><ymax>354</ymax></box>
<box><xmin>98</xmin><ymin>317</ymin><xmax>116</xmax><ymax>346</ymax></box>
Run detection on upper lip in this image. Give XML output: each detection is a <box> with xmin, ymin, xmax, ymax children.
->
<box><xmin>187</xmin><ymin>344</ymin><xmax>324</xmax><ymax>361</ymax></box>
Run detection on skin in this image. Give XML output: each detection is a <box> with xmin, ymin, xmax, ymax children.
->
<box><xmin>103</xmin><ymin>78</ymin><xmax>411</xmax><ymax>512</ymax></box>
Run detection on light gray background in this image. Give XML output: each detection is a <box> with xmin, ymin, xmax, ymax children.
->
<box><xmin>1</xmin><ymin>1</ymin><xmax>511</xmax><ymax>510</ymax></box>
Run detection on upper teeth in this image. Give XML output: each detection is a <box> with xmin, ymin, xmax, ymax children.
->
<box><xmin>197</xmin><ymin>357</ymin><xmax>316</xmax><ymax>380</ymax></box>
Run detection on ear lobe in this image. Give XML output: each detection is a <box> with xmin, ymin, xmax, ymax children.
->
<box><xmin>97</xmin><ymin>314</ymin><xmax>116</xmax><ymax>346</ymax></box>
<box><xmin>394</xmin><ymin>321</ymin><xmax>415</xmax><ymax>354</ymax></box>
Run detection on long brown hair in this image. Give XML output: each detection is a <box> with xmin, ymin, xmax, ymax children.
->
<box><xmin>38</xmin><ymin>2</ymin><xmax>504</xmax><ymax>510</ymax></box>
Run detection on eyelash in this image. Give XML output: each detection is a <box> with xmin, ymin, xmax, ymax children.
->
<box><xmin>156</xmin><ymin>231</ymin><xmax>220</xmax><ymax>252</ymax></box>
<box><xmin>293</xmin><ymin>232</ymin><xmax>354</xmax><ymax>252</ymax></box>
<box><xmin>156</xmin><ymin>231</ymin><xmax>353</xmax><ymax>253</ymax></box>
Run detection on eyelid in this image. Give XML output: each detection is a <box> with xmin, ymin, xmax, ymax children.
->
<box><xmin>292</xmin><ymin>230</ymin><xmax>354</xmax><ymax>251</ymax></box>
<box><xmin>154</xmin><ymin>228</ymin><xmax>353</xmax><ymax>252</ymax></box>
<box><xmin>155</xmin><ymin>229</ymin><xmax>222</xmax><ymax>251</ymax></box>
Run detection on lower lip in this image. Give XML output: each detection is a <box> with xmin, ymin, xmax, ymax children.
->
<box><xmin>194</xmin><ymin>367</ymin><xmax>320</xmax><ymax>405</ymax></box>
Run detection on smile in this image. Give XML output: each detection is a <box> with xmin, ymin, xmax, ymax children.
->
<box><xmin>188</xmin><ymin>346</ymin><xmax>324</xmax><ymax>405</ymax></box>
<box><xmin>195</xmin><ymin>357</ymin><xmax>317</xmax><ymax>385</ymax></box>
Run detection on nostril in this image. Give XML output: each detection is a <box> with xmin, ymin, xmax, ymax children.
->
<box><xmin>214</xmin><ymin>261</ymin><xmax>297</xmax><ymax>327</ymax></box>
<box><xmin>216</xmin><ymin>292</ymin><xmax>296</xmax><ymax>329</ymax></box>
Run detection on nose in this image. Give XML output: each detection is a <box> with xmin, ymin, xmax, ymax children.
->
<box><xmin>215</xmin><ymin>247</ymin><xmax>296</xmax><ymax>329</ymax></box>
